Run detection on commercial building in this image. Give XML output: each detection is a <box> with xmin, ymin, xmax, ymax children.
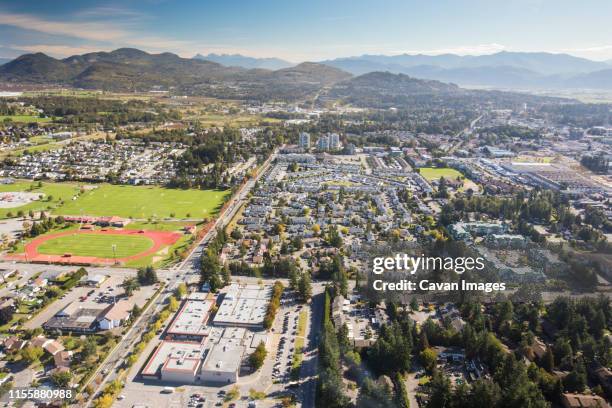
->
<box><xmin>141</xmin><ymin>340</ymin><xmax>206</xmax><ymax>383</ymax></box>
<box><xmin>166</xmin><ymin>297</ymin><xmax>214</xmax><ymax>341</ymax></box>
<box><xmin>212</xmin><ymin>284</ymin><xmax>272</xmax><ymax>328</ymax></box>
<box><xmin>200</xmin><ymin>343</ymin><xmax>244</xmax><ymax>384</ymax></box>
<box><xmin>43</xmin><ymin>302</ymin><xmax>110</xmax><ymax>333</ymax></box>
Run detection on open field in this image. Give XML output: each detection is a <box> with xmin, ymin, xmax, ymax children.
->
<box><xmin>37</xmin><ymin>232</ymin><xmax>154</xmax><ymax>258</ymax></box>
<box><xmin>54</xmin><ymin>184</ymin><xmax>230</xmax><ymax>220</ymax></box>
<box><xmin>419</xmin><ymin>167</ymin><xmax>465</xmax><ymax>181</ymax></box>
<box><xmin>0</xmin><ymin>181</ymin><xmax>81</xmax><ymax>219</ymax></box>
<box><xmin>0</xmin><ymin>115</ymin><xmax>54</xmax><ymax>123</ymax></box>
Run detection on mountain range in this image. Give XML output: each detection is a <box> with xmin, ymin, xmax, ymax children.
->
<box><xmin>0</xmin><ymin>48</ymin><xmax>350</xmax><ymax>100</ymax></box>
<box><xmin>320</xmin><ymin>52</ymin><xmax>612</xmax><ymax>90</ymax></box>
<box><xmin>1</xmin><ymin>49</ymin><xmax>612</xmax><ymax>91</ymax></box>
<box><xmin>193</xmin><ymin>53</ymin><xmax>292</xmax><ymax>70</ymax></box>
<box><xmin>0</xmin><ymin>58</ymin><xmax>10</xmax><ymax>66</ymax></box>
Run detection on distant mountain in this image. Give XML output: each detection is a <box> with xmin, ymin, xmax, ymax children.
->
<box><xmin>321</xmin><ymin>51</ymin><xmax>612</xmax><ymax>89</ymax></box>
<box><xmin>565</xmin><ymin>68</ymin><xmax>612</xmax><ymax>89</ymax></box>
<box><xmin>0</xmin><ymin>48</ymin><xmax>235</xmax><ymax>90</ymax></box>
<box><xmin>0</xmin><ymin>48</ymin><xmax>351</xmax><ymax>100</ymax></box>
<box><xmin>327</xmin><ymin>71</ymin><xmax>461</xmax><ymax>108</ymax></box>
<box><xmin>0</xmin><ymin>57</ymin><xmax>11</xmax><ymax>66</ymax></box>
<box><xmin>194</xmin><ymin>53</ymin><xmax>292</xmax><ymax>70</ymax></box>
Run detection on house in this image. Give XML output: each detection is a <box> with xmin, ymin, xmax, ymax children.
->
<box><xmin>99</xmin><ymin>300</ymin><xmax>132</xmax><ymax>330</ymax></box>
<box><xmin>590</xmin><ymin>363</ymin><xmax>612</xmax><ymax>398</ymax></box>
<box><xmin>30</xmin><ymin>277</ymin><xmax>48</xmax><ymax>293</ymax></box>
<box><xmin>560</xmin><ymin>393</ymin><xmax>609</xmax><ymax>408</ymax></box>
<box><xmin>53</xmin><ymin>350</ymin><xmax>73</xmax><ymax>368</ymax></box>
<box><xmin>2</xmin><ymin>336</ymin><xmax>26</xmax><ymax>352</ymax></box>
<box><xmin>44</xmin><ymin>340</ymin><xmax>65</xmax><ymax>356</ymax></box>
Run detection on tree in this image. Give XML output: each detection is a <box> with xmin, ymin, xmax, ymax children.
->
<box><xmin>175</xmin><ymin>282</ymin><xmax>188</xmax><ymax>298</ymax></box>
<box><xmin>168</xmin><ymin>296</ymin><xmax>179</xmax><ymax>312</ymax></box>
<box><xmin>428</xmin><ymin>370</ymin><xmax>452</xmax><ymax>408</ymax></box>
<box><xmin>249</xmin><ymin>341</ymin><xmax>267</xmax><ymax>370</ymax></box>
<box><xmin>420</xmin><ymin>347</ymin><xmax>438</xmax><ymax>373</ymax></box>
<box><xmin>564</xmin><ymin>359</ymin><xmax>587</xmax><ymax>392</ymax></box>
<box><xmin>137</xmin><ymin>266</ymin><xmax>158</xmax><ymax>285</ymax></box>
<box><xmin>79</xmin><ymin>338</ymin><xmax>97</xmax><ymax>361</ymax></box>
<box><xmin>93</xmin><ymin>394</ymin><xmax>114</xmax><ymax>408</ymax></box>
<box><xmin>289</xmin><ymin>267</ymin><xmax>299</xmax><ymax>290</ymax></box>
<box><xmin>0</xmin><ymin>307</ymin><xmax>14</xmax><ymax>325</ymax></box>
<box><xmin>410</xmin><ymin>298</ymin><xmax>419</xmax><ymax>312</ymax></box>
<box><xmin>298</xmin><ymin>272</ymin><xmax>312</xmax><ymax>302</ymax></box>
<box><xmin>21</xmin><ymin>346</ymin><xmax>44</xmax><ymax>365</ymax></box>
<box><xmin>327</xmin><ymin>226</ymin><xmax>343</xmax><ymax>248</ymax></box>
<box><xmin>51</xmin><ymin>370</ymin><xmax>72</xmax><ymax>387</ymax></box>
<box><xmin>541</xmin><ymin>347</ymin><xmax>554</xmax><ymax>372</ymax></box>
<box><xmin>121</xmin><ymin>277</ymin><xmax>140</xmax><ymax>297</ymax></box>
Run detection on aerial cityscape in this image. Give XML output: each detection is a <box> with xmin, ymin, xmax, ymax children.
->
<box><xmin>0</xmin><ymin>1</ymin><xmax>610</xmax><ymax>407</ymax></box>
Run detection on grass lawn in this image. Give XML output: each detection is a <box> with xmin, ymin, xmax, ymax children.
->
<box><xmin>124</xmin><ymin>220</ymin><xmax>192</xmax><ymax>232</ymax></box>
<box><xmin>0</xmin><ymin>115</ymin><xmax>54</xmax><ymax>123</ymax></box>
<box><xmin>0</xmin><ymin>180</ymin><xmax>81</xmax><ymax>219</ymax></box>
<box><xmin>37</xmin><ymin>233</ymin><xmax>154</xmax><ymax>258</ymax></box>
<box><xmin>54</xmin><ymin>184</ymin><xmax>230</xmax><ymax>220</ymax></box>
<box><xmin>419</xmin><ymin>167</ymin><xmax>464</xmax><ymax>182</ymax></box>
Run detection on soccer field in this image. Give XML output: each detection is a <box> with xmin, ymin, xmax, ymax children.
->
<box><xmin>419</xmin><ymin>167</ymin><xmax>465</xmax><ymax>181</ymax></box>
<box><xmin>37</xmin><ymin>233</ymin><xmax>154</xmax><ymax>258</ymax></box>
<box><xmin>0</xmin><ymin>181</ymin><xmax>81</xmax><ymax>219</ymax></box>
<box><xmin>55</xmin><ymin>184</ymin><xmax>230</xmax><ymax>219</ymax></box>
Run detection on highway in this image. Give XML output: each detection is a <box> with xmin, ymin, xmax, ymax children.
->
<box><xmin>82</xmin><ymin>149</ymin><xmax>277</xmax><ymax>406</ymax></box>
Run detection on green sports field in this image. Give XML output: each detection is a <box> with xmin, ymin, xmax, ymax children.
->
<box><xmin>37</xmin><ymin>233</ymin><xmax>154</xmax><ymax>258</ymax></box>
<box><xmin>0</xmin><ymin>115</ymin><xmax>54</xmax><ymax>123</ymax></box>
<box><xmin>0</xmin><ymin>181</ymin><xmax>81</xmax><ymax>219</ymax></box>
<box><xmin>55</xmin><ymin>184</ymin><xmax>229</xmax><ymax>219</ymax></box>
<box><xmin>419</xmin><ymin>167</ymin><xmax>465</xmax><ymax>181</ymax></box>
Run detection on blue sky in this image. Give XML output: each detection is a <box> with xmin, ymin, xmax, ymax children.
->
<box><xmin>1</xmin><ymin>0</ymin><xmax>612</xmax><ymax>61</ymax></box>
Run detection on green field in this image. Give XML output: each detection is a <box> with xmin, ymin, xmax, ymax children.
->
<box><xmin>0</xmin><ymin>181</ymin><xmax>81</xmax><ymax>219</ymax></box>
<box><xmin>37</xmin><ymin>233</ymin><xmax>154</xmax><ymax>258</ymax></box>
<box><xmin>0</xmin><ymin>115</ymin><xmax>53</xmax><ymax>123</ymax></box>
<box><xmin>55</xmin><ymin>184</ymin><xmax>229</xmax><ymax>219</ymax></box>
<box><xmin>419</xmin><ymin>167</ymin><xmax>464</xmax><ymax>181</ymax></box>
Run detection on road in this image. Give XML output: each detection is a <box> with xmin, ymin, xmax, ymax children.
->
<box><xmin>447</xmin><ymin>114</ymin><xmax>483</xmax><ymax>154</ymax></box>
<box><xmin>299</xmin><ymin>284</ymin><xmax>325</xmax><ymax>408</ymax></box>
<box><xmin>83</xmin><ymin>149</ymin><xmax>278</xmax><ymax>405</ymax></box>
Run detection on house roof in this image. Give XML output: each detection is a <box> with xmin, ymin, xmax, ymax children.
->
<box><xmin>103</xmin><ymin>300</ymin><xmax>132</xmax><ymax>321</ymax></box>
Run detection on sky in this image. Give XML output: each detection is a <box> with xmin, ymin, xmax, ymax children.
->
<box><xmin>1</xmin><ymin>0</ymin><xmax>612</xmax><ymax>62</ymax></box>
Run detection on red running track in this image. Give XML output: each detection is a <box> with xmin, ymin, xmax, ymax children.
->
<box><xmin>4</xmin><ymin>229</ymin><xmax>183</xmax><ymax>266</ymax></box>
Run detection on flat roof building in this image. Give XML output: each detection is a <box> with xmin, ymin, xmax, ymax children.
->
<box><xmin>200</xmin><ymin>343</ymin><xmax>244</xmax><ymax>384</ymax></box>
<box><xmin>213</xmin><ymin>284</ymin><xmax>272</xmax><ymax>328</ymax></box>
<box><xmin>166</xmin><ymin>299</ymin><xmax>214</xmax><ymax>341</ymax></box>
<box><xmin>142</xmin><ymin>340</ymin><xmax>206</xmax><ymax>383</ymax></box>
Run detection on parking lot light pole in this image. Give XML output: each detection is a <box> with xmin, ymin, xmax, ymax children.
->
<box><xmin>112</xmin><ymin>244</ymin><xmax>117</xmax><ymax>265</ymax></box>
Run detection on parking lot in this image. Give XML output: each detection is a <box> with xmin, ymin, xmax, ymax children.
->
<box><xmin>117</xmin><ymin>286</ymin><xmax>310</xmax><ymax>408</ymax></box>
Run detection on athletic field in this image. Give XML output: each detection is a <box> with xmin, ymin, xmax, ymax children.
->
<box><xmin>37</xmin><ymin>233</ymin><xmax>154</xmax><ymax>258</ymax></box>
<box><xmin>6</xmin><ymin>228</ymin><xmax>182</xmax><ymax>266</ymax></box>
<box><xmin>55</xmin><ymin>184</ymin><xmax>230</xmax><ymax>220</ymax></box>
<box><xmin>419</xmin><ymin>167</ymin><xmax>464</xmax><ymax>181</ymax></box>
<box><xmin>0</xmin><ymin>181</ymin><xmax>80</xmax><ymax>219</ymax></box>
